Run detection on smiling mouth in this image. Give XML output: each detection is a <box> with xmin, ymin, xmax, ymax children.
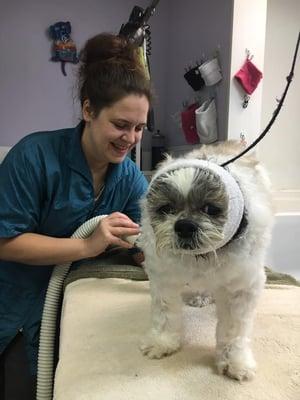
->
<box><xmin>111</xmin><ymin>143</ymin><xmax>130</xmax><ymax>153</ymax></box>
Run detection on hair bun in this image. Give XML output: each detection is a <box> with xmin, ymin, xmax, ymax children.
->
<box><xmin>77</xmin><ymin>32</ymin><xmax>153</xmax><ymax>113</ymax></box>
<box><xmin>80</xmin><ymin>33</ymin><xmax>137</xmax><ymax>67</ymax></box>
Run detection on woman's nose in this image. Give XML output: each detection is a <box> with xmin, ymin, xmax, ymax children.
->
<box><xmin>122</xmin><ymin>128</ymin><xmax>139</xmax><ymax>144</ymax></box>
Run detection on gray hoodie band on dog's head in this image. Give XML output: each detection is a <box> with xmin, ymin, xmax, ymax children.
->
<box><xmin>150</xmin><ymin>159</ymin><xmax>245</xmax><ymax>252</ymax></box>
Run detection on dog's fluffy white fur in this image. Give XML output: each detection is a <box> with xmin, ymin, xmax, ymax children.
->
<box><xmin>139</xmin><ymin>141</ymin><xmax>273</xmax><ymax>381</ymax></box>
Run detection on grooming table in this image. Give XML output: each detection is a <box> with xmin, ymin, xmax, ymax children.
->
<box><xmin>53</xmin><ymin>272</ymin><xmax>300</xmax><ymax>400</ymax></box>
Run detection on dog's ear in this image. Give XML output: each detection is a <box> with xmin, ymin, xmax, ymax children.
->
<box><xmin>164</xmin><ymin>153</ymin><xmax>173</xmax><ymax>162</ymax></box>
<box><xmin>185</xmin><ymin>145</ymin><xmax>208</xmax><ymax>161</ymax></box>
<box><xmin>152</xmin><ymin>153</ymin><xmax>173</xmax><ymax>171</ymax></box>
<box><xmin>238</xmin><ymin>155</ymin><xmax>259</xmax><ymax>167</ymax></box>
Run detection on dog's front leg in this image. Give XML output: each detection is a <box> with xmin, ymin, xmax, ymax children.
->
<box><xmin>214</xmin><ymin>288</ymin><xmax>261</xmax><ymax>381</ymax></box>
<box><xmin>140</xmin><ymin>277</ymin><xmax>183</xmax><ymax>359</ymax></box>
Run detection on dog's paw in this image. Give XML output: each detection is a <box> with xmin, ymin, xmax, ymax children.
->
<box><xmin>140</xmin><ymin>332</ymin><xmax>181</xmax><ymax>359</ymax></box>
<box><xmin>216</xmin><ymin>346</ymin><xmax>256</xmax><ymax>381</ymax></box>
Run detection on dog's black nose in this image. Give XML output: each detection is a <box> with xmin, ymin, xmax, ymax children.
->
<box><xmin>174</xmin><ymin>219</ymin><xmax>198</xmax><ymax>239</ymax></box>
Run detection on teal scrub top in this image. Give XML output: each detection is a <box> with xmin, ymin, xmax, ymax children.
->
<box><xmin>0</xmin><ymin>121</ymin><xmax>148</xmax><ymax>373</ymax></box>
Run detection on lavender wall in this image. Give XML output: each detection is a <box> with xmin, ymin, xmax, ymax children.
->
<box><xmin>0</xmin><ymin>0</ymin><xmax>233</xmax><ymax>148</ymax></box>
<box><xmin>0</xmin><ymin>0</ymin><xmax>168</xmax><ymax>146</ymax></box>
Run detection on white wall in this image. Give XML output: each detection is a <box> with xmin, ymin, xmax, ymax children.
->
<box><xmin>227</xmin><ymin>0</ymin><xmax>267</xmax><ymax>143</ymax></box>
<box><xmin>258</xmin><ymin>0</ymin><xmax>300</xmax><ymax>191</ymax></box>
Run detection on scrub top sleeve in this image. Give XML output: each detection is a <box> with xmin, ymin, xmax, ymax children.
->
<box><xmin>123</xmin><ymin>172</ymin><xmax>148</xmax><ymax>223</ymax></box>
<box><xmin>0</xmin><ymin>146</ymin><xmax>43</xmax><ymax>237</ymax></box>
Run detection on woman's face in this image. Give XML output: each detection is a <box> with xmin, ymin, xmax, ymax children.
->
<box><xmin>82</xmin><ymin>94</ymin><xmax>149</xmax><ymax>166</ymax></box>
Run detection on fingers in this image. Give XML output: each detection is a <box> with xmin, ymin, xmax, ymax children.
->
<box><xmin>105</xmin><ymin>228</ymin><xmax>140</xmax><ymax>248</ymax></box>
<box><xmin>98</xmin><ymin>213</ymin><xmax>141</xmax><ymax>249</ymax></box>
<box><xmin>109</xmin><ymin>237</ymin><xmax>136</xmax><ymax>249</ymax></box>
<box><xmin>104</xmin><ymin>212</ymin><xmax>140</xmax><ymax>228</ymax></box>
<box><xmin>109</xmin><ymin>226</ymin><xmax>140</xmax><ymax>238</ymax></box>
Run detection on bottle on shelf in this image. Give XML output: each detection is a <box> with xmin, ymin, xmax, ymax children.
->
<box><xmin>151</xmin><ymin>129</ymin><xmax>166</xmax><ymax>170</ymax></box>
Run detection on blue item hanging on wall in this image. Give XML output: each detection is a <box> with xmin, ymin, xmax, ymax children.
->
<box><xmin>48</xmin><ymin>21</ymin><xmax>79</xmax><ymax>76</ymax></box>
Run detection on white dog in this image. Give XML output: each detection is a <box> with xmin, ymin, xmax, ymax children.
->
<box><xmin>139</xmin><ymin>141</ymin><xmax>273</xmax><ymax>381</ymax></box>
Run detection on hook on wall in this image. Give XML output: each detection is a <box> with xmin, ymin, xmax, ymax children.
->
<box><xmin>242</xmin><ymin>94</ymin><xmax>250</xmax><ymax>108</ymax></box>
<box><xmin>245</xmin><ymin>48</ymin><xmax>254</xmax><ymax>60</ymax></box>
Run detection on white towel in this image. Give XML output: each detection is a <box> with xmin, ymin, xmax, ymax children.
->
<box><xmin>54</xmin><ymin>278</ymin><xmax>300</xmax><ymax>400</ymax></box>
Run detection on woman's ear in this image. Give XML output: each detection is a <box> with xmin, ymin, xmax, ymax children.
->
<box><xmin>82</xmin><ymin>99</ymin><xmax>94</xmax><ymax>122</ymax></box>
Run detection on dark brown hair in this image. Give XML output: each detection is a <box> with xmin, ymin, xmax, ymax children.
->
<box><xmin>78</xmin><ymin>33</ymin><xmax>153</xmax><ymax>116</ymax></box>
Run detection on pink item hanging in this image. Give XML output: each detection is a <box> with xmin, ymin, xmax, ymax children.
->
<box><xmin>234</xmin><ymin>58</ymin><xmax>263</xmax><ymax>95</ymax></box>
<box><xmin>181</xmin><ymin>103</ymin><xmax>200</xmax><ymax>144</ymax></box>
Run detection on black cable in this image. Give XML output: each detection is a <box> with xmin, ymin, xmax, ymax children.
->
<box><xmin>145</xmin><ymin>27</ymin><xmax>152</xmax><ymax>56</ymax></box>
<box><xmin>221</xmin><ymin>31</ymin><xmax>300</xmax><ymax>167</ymax></box>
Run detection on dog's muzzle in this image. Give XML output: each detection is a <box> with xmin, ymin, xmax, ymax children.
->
<box><xmin>174</xmin><ymin>219</ymin><xmax>198</xmax><ymax>239</ymax></box>
<box><xmin>174</xmin><ymin>219</ymin><xmax>199</xmax><ymax>250</ymax></box>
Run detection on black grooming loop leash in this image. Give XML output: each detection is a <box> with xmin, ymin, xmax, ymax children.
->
<box><xmin>221</xmin><ymin>31</ymin><xmax>300</xmax><ymax>168</ymax></box>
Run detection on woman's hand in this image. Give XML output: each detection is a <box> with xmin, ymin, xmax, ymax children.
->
<box><xmin>84</xmin><ymin>212</ymin><xmax>141</xmax><ymax>258</ymax></box>
<box><xmin>0</xmin><ymin>213</ymin><xmax>141</xmax><ymax>265</ymax></box>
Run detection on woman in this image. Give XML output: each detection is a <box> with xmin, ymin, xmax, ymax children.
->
<box><xmin>0</xmin><ymin>32</ymin><xmax>152</xmax><ymax>399</ymax></box>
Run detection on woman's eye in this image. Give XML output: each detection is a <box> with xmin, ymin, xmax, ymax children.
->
<box><xmin>203</xmin><ymin>204</ymin><xmax>221</xmax><ymax>216</ymax></box>
<box><xmin>114</xmin><ymin>123</ymin><xmax>126</xmax><ymax>130</ymax></box>
<box><xmin>157</xmin><ymin>204</ymin><xmax>175</xmax><ymax>215</ymax></box>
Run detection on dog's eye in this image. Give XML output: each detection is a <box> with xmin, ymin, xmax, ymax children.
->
<box><xmin>203</xmin><ymin>204</ymin><xmax>221</xmax><ymax>216</ymax></box>
<box><xmin>157</xmin><ymin>204</ymin><xmax>175</xmax><ymax>215</ymax></box>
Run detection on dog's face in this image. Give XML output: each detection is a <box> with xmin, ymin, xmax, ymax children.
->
<box><xmin>145</xmin><ymin>166</ymin><xmax>229</xmax><ymax>255</ymax></box>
